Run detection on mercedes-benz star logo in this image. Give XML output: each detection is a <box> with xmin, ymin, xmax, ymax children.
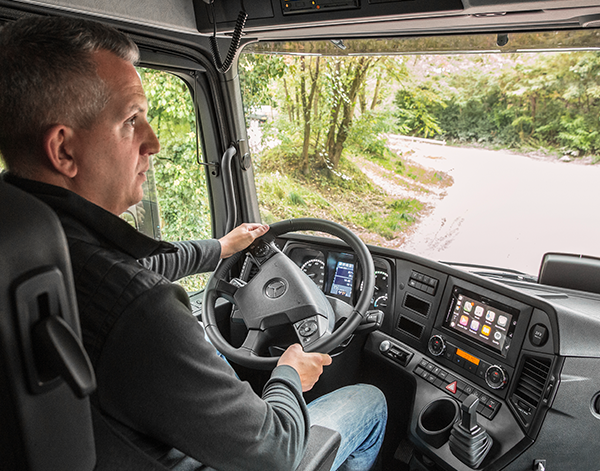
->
<box><xmin>265</xmin><ymin>278</ymin><xmax>288</xmax><ymax>299</ymax></box>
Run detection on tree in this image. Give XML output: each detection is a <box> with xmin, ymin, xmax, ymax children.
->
<box><xmin>323</xmin><ymin>57</ymin><xmax>377</xmax><ymax>168</ymax></box>
<box><xmin>299</xmin><ymin>56</ymin><xmax>320</xmax><ymax>174</ymax></box>
<box><xmin>244</xmin><ymin>54</ymin><xmax>385</xmax><ymax>174</ymax></box>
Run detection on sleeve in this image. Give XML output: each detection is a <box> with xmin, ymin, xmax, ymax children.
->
<box><xmin>95</xmin><ymin>282</ymin><xmax>309</xmax><ymax>471</ymax></box>
<box><xmin>139</xmin><ymin>239</ymin><xmax>222</xmax><ymax>281</ymax></box>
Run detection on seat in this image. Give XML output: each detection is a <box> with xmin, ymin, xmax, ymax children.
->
<box><xmin>0</xmin><ymin>178</ymin><xmax>339</xmax><ymax>471</ymax></box>
<box><xmin>0</xmin><ymin>179</ymin><xmax>96</xmax><ymax>470</ymax></box>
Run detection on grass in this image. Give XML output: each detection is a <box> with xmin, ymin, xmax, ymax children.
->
<box><xmin>363</xmin><ymin>142</ymin><xmax>453</xmax><ymax>189</ymax></box>
<box><xmin>349</xmin><ymin>198</ymin><xmax>423</xmax><ymax>239</ymax></box>
<box><xmin>256</xmin><ymin>144</ymin><xmax>427</xmax><ymax>241</ymax></box>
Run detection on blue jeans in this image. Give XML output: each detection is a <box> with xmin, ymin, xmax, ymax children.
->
<box><xmin>307</xmin><ymin>384</ymin><xmax>387</xmax><ymax>471</ymax></box>
<box><xmin>203</xmin><ymin>332</ymin><xmax>387</xmax><ymax>470</ymax></box>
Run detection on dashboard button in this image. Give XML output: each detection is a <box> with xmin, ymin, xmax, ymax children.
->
<box><xmin>530</xmin><ymin>324</ymin><xmax>549</xmax><ymax>347</ymax></box>
<box><xmin>298</xmin><ymin>320</ymin><xmax>318</xmax><ymax>337</ymax></box>
<box><xmin>486</xmin><ymin>398</ymin><xmax>499</xmax><ymax>410</ymax></box>
<box><xmin>476</xmin><ymin>361</ymin><xmax>490</xmax><ymax>379</ymax></box>
<box><xmin>445</xmin><ymin>381</ymin><xmax>458</xmax><ymax>394</ymax></box>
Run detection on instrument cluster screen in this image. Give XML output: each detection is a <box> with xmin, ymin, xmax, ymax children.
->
<box><xmin>330</xmin><ymin>260</ymin><xmax>354</xmax><ymax>298</ymax></box>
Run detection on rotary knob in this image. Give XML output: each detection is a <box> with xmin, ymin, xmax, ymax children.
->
<box><xmin>485</xmin><ymin>365</ymin><xmax>508</xmax><ymax>390</ymax></box>
<box><xmin>428</xmin><ymin>335</ymin><xmax>446</xmax><ymax>356</ymax></box>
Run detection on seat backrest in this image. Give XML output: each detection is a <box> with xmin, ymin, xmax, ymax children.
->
<box><xmin>0</xmin><ymin>179</ymin><xmax>96</xmax><ymax>470</ymax></box>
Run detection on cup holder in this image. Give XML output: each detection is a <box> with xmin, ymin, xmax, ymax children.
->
<box><xmin>417</xmin><ymin>397</ymin><xmax>459</xmax><ymax>448</ymax></box>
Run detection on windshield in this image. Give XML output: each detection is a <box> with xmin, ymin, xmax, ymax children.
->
<box><xmin>240</xmin><ymin>30</ymin><xmax>600</xmax><ymax>277</ymax></box>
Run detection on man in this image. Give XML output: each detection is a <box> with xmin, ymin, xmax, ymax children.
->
<box><xmin>0</xmin><ymin>16</ymin><xmax>386</xmax><ymax>471</ymax></box>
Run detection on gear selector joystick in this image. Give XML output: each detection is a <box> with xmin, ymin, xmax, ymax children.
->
<box><xmin>449</xmin><ymin>394</ymin><xmax>493</xmax><ymax>468</ymax></box>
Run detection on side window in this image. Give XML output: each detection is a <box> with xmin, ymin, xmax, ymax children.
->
<box><xmin>133</xmin><ymin>69</ymin><xmax>212</xmax><ymax>291</ymax></box>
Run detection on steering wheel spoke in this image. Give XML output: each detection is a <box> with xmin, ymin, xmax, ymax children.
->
<box><xmin>240</xmin><ymin>329</ymin><xmax>268</xmax><ymax>357</ymax></box>
<box><xmin>214</xmin><ymin>278</ymin><xmax>241</xmax><ymax>304</ymax></box>
<box><xmin>326</xmin><ymin>295</ymin><xmax>355</xmax><ymax>324</ymax></box>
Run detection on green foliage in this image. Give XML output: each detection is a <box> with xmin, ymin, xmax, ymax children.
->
<box><xmin>347</xmin><ymin>110</ymin><xmax>397</xmax><ymax>159</ymax></box>
<box><xmin>239</xmin><ymin>54</ymin><xmax>285</xmax><ymax>118</ymax></box>
<box><xmin>139</xmin><ymin>69</ymin><xmax>212</xmax><ymax>291</ymax></box>
<box><xmin>350</xmin><ymin>198</ymin><xmax>423</xmax><ymax>240</ymax></box>
<box><xmin>558</xmin><ymin>115</ymin><xmax>600</xmax><ymax>155</ymax></box>
<box><xmin>394</xmin><ymin>87</ymin><xmax>445</xmax><ymax>138</ymax></box>
<box><xmin>401</xmin><ymin>52</ymin><xmax>600</xmax><ymax>157</ymax></box>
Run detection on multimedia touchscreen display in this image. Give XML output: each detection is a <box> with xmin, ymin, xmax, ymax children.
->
<box><xmin>444</xmin><ymin>286</ymin><xmax>519</xmax><ymax>357</ymax></box>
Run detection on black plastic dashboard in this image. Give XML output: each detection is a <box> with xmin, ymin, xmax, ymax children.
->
<box><xmin>278</xmin><ymin>234</ymin><xmax>600</xmax><ymax>471</ymax></box>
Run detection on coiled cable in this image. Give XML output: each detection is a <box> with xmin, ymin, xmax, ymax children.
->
<box><xmin>209</xmin><ymin>3</ymin><xmax>248</xmax><ymax>74</ymax></box>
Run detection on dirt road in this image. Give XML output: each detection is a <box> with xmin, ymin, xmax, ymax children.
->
<box><xmin>383</xmin><ymin>137</ymin><xmax>600</xmax><ymax>276</ymax></box>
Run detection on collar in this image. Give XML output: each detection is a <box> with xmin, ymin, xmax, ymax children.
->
<box><xmin>2</xmin><ymin>172</ymin><xmax>176</xmax><ymax>259</ymax></box>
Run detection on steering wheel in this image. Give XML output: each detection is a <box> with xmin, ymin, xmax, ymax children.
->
<box><xmin>202</xmin><ymin>218</ymin><xmax>375</xmax><ymax>370</ymax></box>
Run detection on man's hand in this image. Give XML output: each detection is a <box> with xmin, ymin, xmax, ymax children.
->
<box><xmin>278</xmin><ymin>344</ymin><xmax>332</xmax><ymax>392</ymax></box>
<box><xmin>218</xmin><ymin>223</ymin><xmax>269</xmax><ymax>259</ymax></box>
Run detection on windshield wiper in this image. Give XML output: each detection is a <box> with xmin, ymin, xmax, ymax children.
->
<box><xmin>440</xmin><ymin>261</ymin><xmax>538</xmax><ymax>283</ymax></box>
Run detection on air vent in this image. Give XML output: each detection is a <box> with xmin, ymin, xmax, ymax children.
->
<box><xmin>514</xmin><ymin>356</ymin><xmax>551</xmax><ymax>407</ymax></box>
<box><xmin>511</xmin><ymin>356</ymin><xmax>552</xmax><ymax>428</ymax></box>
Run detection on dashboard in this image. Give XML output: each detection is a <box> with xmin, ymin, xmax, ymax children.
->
<box><xmin>278</xmin><ymin>235</ymin><xmax>600</xmax><ymax>471</ymax></box>
<box><xmin>285</xmin><ymin>242</ymin><xmax>391</xmax><ymax>311</ymax></box>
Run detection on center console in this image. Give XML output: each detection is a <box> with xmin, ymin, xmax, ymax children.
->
<box><xmin>367</xmin><ymin>258</ymin><xmax>559</xmax><ymax>470</ymax></box>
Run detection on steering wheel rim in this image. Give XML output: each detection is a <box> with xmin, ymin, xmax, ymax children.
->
<box><xmin>202</xmin><ymin>218</ymin><xmax>375</xmax><ymax>370</ymax></box>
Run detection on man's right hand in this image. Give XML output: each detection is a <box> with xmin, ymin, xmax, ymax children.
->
<box><xmin>278</xmin><ymin>344</ymin><xmax>332</xmax><ymax>392</ymax></box>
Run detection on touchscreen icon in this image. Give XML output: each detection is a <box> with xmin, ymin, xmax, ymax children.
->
<box><xmin>497</xmin><ymin>315</ymin><xmax>508</xmax><ymax>327</ymax></box>
<box><xmin>474</xmin><ymin>306</ymin><xmax>484</xmax><ymax>317</ymax></box>
<box><xmin>464</xmin><ymin>302</ymin><xmax>473</xmax><ymax>313</ymax></box>
<box><xmin>459</xmin><ymin>315</ymin><xmax>469</xmax><ymax>327</ymax></box>
<box><xmin>486</xmin><ymin>310</ymin><xmax>496</xmax><ymax>322</ymax></box>
<box><xmin>481</xmin><ymin>325</ymin><xmax>491</xmax><ymax>337</ymax></box>
<box><xmin>494</xmin><ymin>331</ymin><xmax>502</xmax><ymax>341</ymax></box>
<box><xmin>470</xmin><ymin>319</ymin><xmax>480</xmax><ymax>332</ymax></box>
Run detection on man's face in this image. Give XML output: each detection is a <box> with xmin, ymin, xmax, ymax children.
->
<box><xmin>69</xmin><ymin>50</ymin><xmax>160</xmax><ymax>215</ymax></box>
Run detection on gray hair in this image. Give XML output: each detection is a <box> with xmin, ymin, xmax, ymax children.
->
<box><xmin>0</xmin><ymin>16</ymin><xmax>139</xmax><ymax>172</ymax></box>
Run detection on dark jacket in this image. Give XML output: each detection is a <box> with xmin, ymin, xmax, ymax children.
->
<box><xmin>4</xmin><ymin>173</ymin><xmax>309</xmax><ymax>471</ymax></box>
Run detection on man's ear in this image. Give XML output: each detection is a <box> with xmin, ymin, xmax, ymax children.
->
<box><xmin>43</xmin><ymin>125</ymin><xmax>78</xmax><ymax>178</ymax></box>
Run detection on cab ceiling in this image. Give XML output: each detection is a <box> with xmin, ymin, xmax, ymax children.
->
<box><xmin>9</xmin><ymin>0</ymin><xmax>600</xmax><ymax>40</ymax></box>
